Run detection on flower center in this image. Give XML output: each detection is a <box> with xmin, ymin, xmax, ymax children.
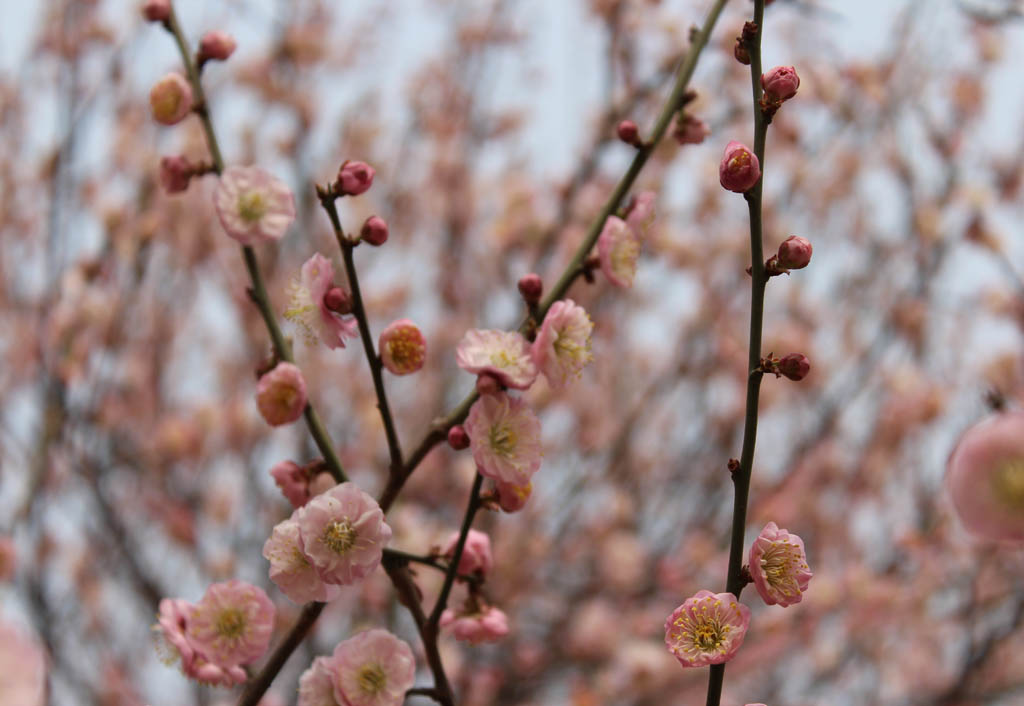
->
<box><xmin>760</xmin><ymin>542</ymin><xmax>802</xmax><ymax>596</ymax></box>
<box><xmin>323</xmin><ymin>519</ymin><xmax>357</xmax><ymax>554</ymax></box>
<box><xmin>612</xmin><ymin>237</ymin><xmax>640</xmax><ymax>278</ymax></box>
<box><xmin>357</xmin><ymin>663</ymin><xmax>388</xmax><ymax>695</ymax></box>
<box><xmin>387</xmin><ymin>331</ymin><xmax>424</xmax><ymax>370</ymax></box>
<box><xmin>489</xmin><ymin>350</ymin><xmax>513</xmax><ymax>368</ymax></box>
<box><xmin>215</xmin><ymin>608</ymin><xmax>246</xmax><ymax>639</ymax></box>
<box><xmin>672</xmin><ymin>613</ymin><xmax>729</xmax><ymax>654</ymax></box>
<box><xmin>994</xmin><ymin>459</ymin><xmax>1024</xmax><ymax>510</ymax></box>
<box><xmin>237</xmin><ymin>191</ymin><xmax>267</xmax><ymax>223</ymax></box>
<box><xmin>488</xmin><ymin>423</ymin><xmax>517</xmax><ymax>457</ymax></box>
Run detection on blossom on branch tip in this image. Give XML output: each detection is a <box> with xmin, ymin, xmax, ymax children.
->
<box><xmin>749</xmin><ymin>522</ymin><xmax>813</xmax><ymax>607</ymax></box>
<box><xmin>597</xmin><ymin>216</ymin><xmax>640</xmax><ymax>288</ymax></box>
<box><xmin>379</xmin><ymin>319</ymin><xmax>427</xmax><ymax>375</ymax></box>
<box><xmin>532</xmin><ymin>299</ymin><xmax>594</xmax><ymax>388</ymax></box>
<box><xmin>455</xmin><ymin>329</ymin><xmax>538</xmax><ymax>390</ymax></box>
<box><xmin>214</xmin><ymin>166</ymin><xmax>296</xmax><ymax>245</ymax></box>
<box><xmin>440</xmin><ymin>606</ymin><xmax>510</xmax><ymax>644</ymax></box>
<box><xmin>263</xmin><ymin>517</ymin><xmax>342</xmax><ymax>604</ymax></box>
<box><xmin>328</xmin><ymin>629</ymin><xmax>415</xmax><ymax>706</ymax></box>
<box><xmin>719</xmin><ymin>141</ymin><xmax>760</xmax><ymax>193</ymax></box>
<box><xmin>946</xmin><ymin>411</ymin><xmax>1024</xmax><ymax>542</ymax></box>
<box><xmin>256</xmin><ymin>362</ymin><xmax>307</xmax><ymax>427</ymax></box>
<box><xmin>284</xmin><ymin>253</ymin><xmax>359</xmax><ymax>349</ymax></box>
<box><xmin>443</xmin><ymin>528</ymin><xmax>493</xmax><ymax>576</ymax></box>
<box><xmin>465</xmin><ymin>392</ymin><xmax>543</xmax><ymax>486</ymax></box>
<box><xmin>298</xmin><ymin>657</ymin><xmax>342</xmax><ymax>706</ymax></box>
<box><xmin>149</xmin><ymin>73</ymin><xmax>193</xmax><ymax>125</ymax></box>
<box><xmin>295</xmin><ymin>482</ymin><xmax>392</xmax><ymax>585</ymax></box>
<box><xmin>664</xmin><ymin>590</ymin><xmax>750</xmax><ymax>667</ymax></box>
<box><xmin>335</xmin><ymin>160</ymin><xmax>375</xmax><ymax>196</ymax></box>
<box><xmin>199</xmin><ymin>31</ymin><xmax>237</xmax><ymax>62</ymax></box>
<box><xmin>187</xmin><ymin>580</ymin><xmax>275</xmax><ymax>667</ymax></box>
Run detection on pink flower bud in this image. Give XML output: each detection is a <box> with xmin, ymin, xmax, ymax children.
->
<box><xmin>616</xmin><ymin>120</ymin><xmax>641</xmax><ymax>147</ymax></box>
<box><xmin>673</xmin><ymin>114</ymin><xmax>710</xmax><ymax>146</ymax></box>
<box><xmin>517</xmin><ymin>273</ymin><xmax>543</xmax><ymax>305</ymax></box>
<box><xmin>256</xmin><ymin>362</ymin><xmax>307</xmax><ymax>426</ymax></box>
<box><xmin>777</xmin><ymin>235</ymin><xmax>812</xmax><ymax>269</ymax></box>
<box><xmin>761</xmin><ymin>65</ymin><xmax>800</xmax><ymax>105</ymax></box>
<box><xmin>475</xmin><ymin>373</ymin><xmax>502</xmax><ymax>396</ymax></box>
<box><xmin>360</xmin><ymin>215</ymin><xmax>389</xmax><ymax>246</ymax></box>
<box><xmin>777</xmin><ymin>353</ymin><xmax>810</xmax><ymax>381</ymax></box>
<box><xmin>718</xmin><ymin>141</ymin><xmax>760</xmax><ymax>193</ymax></box>
<box><xmin>448</xmin><ymin>425</ymin><xmax>470</xmax><ymax>450</ymax></box>
<box><xmin>734</xmin><ymin>38</ymin><xmax>751</xmax><ymax>65</ymax></box>
<box><xmin>322</xmin><ymin>286</ymin><xmax>352</xmax><ymax>315</ymax></box>
<box><xmin>379</xmin><ymin>319</ymin><xmax>426</xmax><ymax>375</ymax></box>
<box><xmin>142</xmin><ymin>0</ymin><xmax>170</xmax><ymax>22</ymax></box>
<box><xmin>149</xmin><ymin>73</ymin><xmax>193</xmax><ymax>125</ymax></box>
<box><xmin>159</xmin><ymin>155</ymin><xmax>193</xmax><ymax>194</ymax></box>
<box><xmin>495</xmin><ymin>479</ymin><xmax>532</xmax><ymax>513</ymax></box>
<box><xmin>335</xmin><ymin>160</ymin><xmax>375</xmax><ymax>196</ymax></box>
<box><xmin>199</xmin><ymin>30</ymin><xmax>237</xmax><ymax>62</ymax></box>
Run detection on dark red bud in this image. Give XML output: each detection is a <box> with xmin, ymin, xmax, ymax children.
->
<box><xmin>447</xmin><ymin>425</ymin><xmax>470</xmax><ymax>450</ymax></box>
<box><xmin>778</xmin><ymin>353</ymin><xmax>810</xmax><ymax>381</ymax></box>
<box><xmin>323</xmin><ymin>287</ymin><xmax>352</xmax><ymax>315</ymax></box>
<box><xmin>517</xmin><ymin>273</ymin><xmax>543</xmax><ymax>305</ymax></box>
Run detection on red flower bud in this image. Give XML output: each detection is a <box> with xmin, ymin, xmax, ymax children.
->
<box><xmin>142</xmin><ymin>0</ymin><xmax>171</xmax><ymax>22</ymax></box>
<box><xmin>335</xmin><ymin>160</ymin><xmax>375</xmax><ymax>196</ymax></box>
<box><xmin>719</xmin><ymin>141</ymin><xmax>760</xmax><ymax>193</ymax></box>
<box><xmin>778</xmin><ymin>353</ymin><xmax>810</xmax><ymax>382</ymax></box>
<box><xmin>447</xmin><ymin>425</ymin><xmax>470</xmax><ymax>450</ymax></box>
<box><xmin>360</xmin><ymin>216</ymin><xmax>388</xmax><ymax>246</ymax></box>
<box><xmin>776</xmin><ymin>235</ymin><xmax>812</xmax><ymax>270</ymax></box>
<box><xmin>323</xmin><ymin>287</ymin><xmax>352</xmax><ymax>315</ymax></box>
<box><xmin>761</xmin><ymin>66</ymin><xmax>800</xmax><ymax>105</ymax></box>
<box><xmin>199</xmin><ymin>31</ymin><xmax>237</xmax><ymax>62</ymax></box>
<box><xmin>616</xmin><ymin>120</ymin><xmax>642</xmax><ymax>147</ymax></box>
<box><xmin>517</xmin><ymin>273</ymin><xmax>543</xmax><ymax>305</ymax></box>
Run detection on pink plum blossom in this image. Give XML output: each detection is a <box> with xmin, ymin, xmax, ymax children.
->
<box><xmin>214</xmin><ymin>166</ymin><xmax>296</xmax><ymax>245</ymax></box>
<box><xmin>597</xmin><ymin>216</ymin><xmax>640</xmax><ymax>288</ymax></box>
<box><xmin>263</xmin><ymin>517</ymin><xmax>342</xmax><ymax>604</ymax></box>
<box><xmin>761</xmin><ymin>65</ymin><xmax>800</xmax><ymax>105</ymax></box>
<box><xmin>439</xmin><ymin>606</ymin><xmax>510</xmax><ymax>644</ymax></box>
<box><xmin>664</xmin><ymin>590</ymin><xmax>750</xmax><ymax>667</ymax></box>
<box><xmin>295</xmin><ymin>482</ymin><xmax>392</xmax><ymax>585</ymax></box>
<box><xmin>328</xmin><ymin>629</ymin><xmax>415</xmax><ymax>706</ymax></box>
<box><xmin>336</xmin><ymin>161</ymin><xmax>375</xmax><ymax>196</ymax></box>
<box><xmin>0</xmin><ymin>620</ymin><xmax>46</xmax><ymax>706</ymax></box>
<box><xmin>188</xmin><ymin>579</ymin><xmax>275</xmax><ymax>666</ymax></box>
<box><xmin>532</xmin><ymin>299</ymin><xmax>594</xmax><ymax>388</ymax></box>
<box><xmin>298</xmin><ymin>657</ymin><xmax>342</xmax><ymax>706</ymax></box>
<box><xmin>378</xmin><ymin>319</ymin><xmax>426</xmax><ymax>375</ymax></box>
<box><xmin>284</xmin><ymin>253</ymin><xmax>359</xmax><ymax>349</ymax></box>
<box><xmin>465</xmin><ymin>392</ymin><xmax>542</xmax><ymax>486</ymax></box>
<box><xmin>442</xmin><ymin>528</ymin><xmax>493</xmax><ymax>576</ymax></box>
<box><xmin>455</xmin><ymin>329</ymin><xmax>538</xmax><ymax>390</ymax></box>
<box><xmin>748</xmin><ymin>522</ymin><xmax>813</xmax><ymax>607</ymax></box>
<box><xmin>149</xmin><ymin>73</ymin><xmax>193</xmax><ymax>125</ymax></box>
<box><xmin>625</xmin><ymin>191</ymin><xmax>656</xmax><ymax>238</ymax></box>
<box><xmin>495</xmin><ymin>479</ymin><xmax>532</xmax><ymax>512</ymax></box>
<box><xmin>153</xmin><ymin>598</ymin><xmax>246</xmax><ymax>687</ymax></box>
<box><xmin>256</xmin><ymin>362</ymin><xmax>307</xmax><ymax>426</ymax></box>
<box><xmin>946</xmin><ymin>411</ymin><xmax>1024</xmax><ymax>542</ymax></box>
<box><xmin>719</xmin><ymin>141</ymin><xmax>761</xmax><ymax>193</ymax></box>
<box><xmin>270</xmin><ymin>460</ymin><xmax>308</xmax><ymax>508</ymax></box>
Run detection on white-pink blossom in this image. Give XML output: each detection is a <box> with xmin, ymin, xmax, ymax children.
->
<box><xmin>284</xmin><ymin>253</ymin><xmax>359</xmax><ymax>349</ymax></box>
<box><xmin>748</xmin><ymin>522</ymin><xmax>813</xmax><ymax>607</ymax></box>
<box><xmin>664</xmin><ymin>590</ymin><xmax>750</xmax><ymax>668</ymax></box>
<box><xmin>442</xmin><ymin>528</ymin><xmax>493</xmax><ymax>576</ymax></box>
<box><xmin>464</xmin><ymin>392</ymin><xmax>542</xmax><ymax>486</ymax></box>
<box><xmin>298</xmin><ymin>657</ymin><xmax>342</xmax><ymax>706</ymax></box>
<box><xmin>256</xmin><ymin>362</ymin><xmax>307</xmax><ymax>427</ymax></box>
<box><xmin>214</xmin><ymin>166</ymin><xmax>296</xmax><ymax>245</ymax></box>
<box><xmin>455</xmin><ymin>329</ymin><xmax>538</xmax><ymax>390</ymax></box>
<box><xmin>263</xmin><ymin>517</ymin><xmax>342</xmax><ymax>604</ymax></box>
<box><xmin>188</xmin><ymin>579</ymin><xmax>275</xmax><ymax>667</ymax></box>
<box><xmin>532</xmin><ymin>299</ymin><xmax>593</xmax><ymax>388</ymax></box>
<box><xmin>597</xmin><ymin>216</ymin><xmax>640</xmax><ymax>288</ymax></box>
<box><xmin>328</xmin><ymin>629</ymin><xmax>415</xmax><ymax>706</ymax></box>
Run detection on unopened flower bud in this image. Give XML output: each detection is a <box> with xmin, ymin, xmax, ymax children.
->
<box><xmin>199</xmin><ymin>31</ymin><xmax>237</xmax><ymax>62</ymax></box>
<box><xmin>777</xmin><ymin>353</ymin><xmax>810</xmax><ymax>381</ymax></box>
<box><xmin>475</xmin><ymin>373</ymin><xmax>502</xmax><ymax>396</ymax></box>
<box><xmin>734</xmin><ymin>38</ymin><xmax>751</xmax><ymax>65</ymax></box>
<box><xmin>495</xmin><ymin>480</ymin><xmax>532</xmax><ymax>513</ymax></box>
<box><xmin>517</xmin><ymin>273</ymin><xmax>543</xmax><ymax>305</ymax></box>
<box><xmin>776</xmin><ymin>235</ymin><xmax>812</xmax><ymax>269</ymax></box>
<box><xmin>360</xmin><ymin>215</ymin><xmax>388</xmax><ymax>246</ymax></box>
<box><xmin>149</xmin><ymin>73</ymin><xmax>193</xmax><ymax>125</ymax></box>
<box><xmin>447</xmin><ymin>425</ymin><xmax>470</xmax><ymax>450</ymax></box>
<box><xmin>142</xmin><ymin>0</ymin><xmax>171</xmax><ymax>22</ymax></box>
<box><xmin>617</xmin><ymin>120</ymin><xmax>642</xmax><ymax>147</ymax></box>
<box><xmin>159</xmin><ymin>155</ymin><xmax>193</xmax><ymax>194</ymax></box>
<box><xmin>719</xmin><ymin>141</ymin><xmax>760</xmax><ymax>193</ymax></box>
<box><xmin>761</xmin><ymin>65</ymin><xmax>800</xmax><ymax>105</ymax></box>
<box><xmin>335</xmin><ymin>160</ymin><xmax>375</xmax><ymax>196</ymax></box>
<box><xmin>323</xmin><ymin>287</ymin><xmax>352</xmax><ymax>315</ymax></box>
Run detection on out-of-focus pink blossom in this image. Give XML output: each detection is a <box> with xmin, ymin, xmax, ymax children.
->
<box><xmin>597</xmin><ymin>216</ymin><xmax>640</xmax><ymax>288</ymax></box>
<box><xmin>442</xmin><ymin>528</ymin><xmax>493</xmax><ymax>575</ymax></box>
<box><xmin>296</xmin><ymin>482</ymin><xmax>392</xmax><ymax>585</ymax></box>
<box><xmin>465</xmin><ymin>392</ymin><xmax>542</xmax><ymax>486</ymax></box>
<box><xmin>199</xmin><ymin>31</ymin><xmax>237</xmax><ymax>62</ymax></box>
<box><xmin>379</xmin><ymin>319</ymin><xmax>426</xmax><ymax>375</ymax></box>
<box><xmin>335</xmin><ymin>161</ymin><xmax>375</xmax><ymax>196</ymax></box>
<box><xmin>517</xmin><ymin>273</ymin><xmax>543</xmax><ymax>304</ymax></box>
<box><xmin>153</xmin><ymin>598</ymin><xmax>247</xmax><ymax>687</ymax></box>
<box><xmin>149</xmin><ymin>73</ymin><xmax>193</xmax><ymax>125</ymax></box>
<box><xmin>263</xmin><ymin>517</ymin><xmax>342</xmax><ymax>604</ymax></box>
<box><xmin>475</xmin><ymin>373</ymin><xmax>502</xmax><ymax>396</ymax></box>
<box><xmin>455</xmin><ymin>329</ymin><xmax>538</xmax><ymax>390</ymax></box>
<box><xmin>327</xmin><ymin>629</ymin><xmax>415</xmax><ymax>706</ymax></box>
<box><xmin>214</xmin><ymin>166</ymin><xmax>296</xmax><ymax>245</ymax></box>
<box><xmin>0</xmin><ymin>621</ymin><xmax>46</xmax><ymax>706</ymax></box>
<box><xmin>946</xmin><ymin>411</ymin><xmax>1024</xmax><ymax>542</ymax></box>
<box><xmin>297</xmin><ymin>656</ymin><xmax>340</xmax><ymax>706</ymax></box>
<box><xmin>625</xmin><ymin>191</ymin><xmax>656</xmax><ymax>238</ymax></box>
<box><xmin>284</xmin><ymin>253</ymin><xmax>359</xmax><ymax>349</ymax></box>
<box><xmin>142</xmin><ymin>0</ymin><xmax>170</xmax><ymax>22</ymax></box>
<box><xmin>447</xmin><ymin>424</ymin><xmax>470</xmax><ymax>450</ymax></box>
<box><xmin>719</xmin><ymin>141</ymin><xmax>760</xmax><ymax>193</ymax></box>
<box><xmin>188</xmin><ymin>579</ymin><xmax>275</xmax><ymax>666</ymax></box>
<box><xmin>532</xmin><ymin>299</ymin><xmax>593</xmax><ymax>388</ymax></box>
<box><xmin>495</xmin><ymin>479</ymin><xmax>532</xmax><ymax>512</ymax></box>
<box><xmin>761</xmin><ymin>65</ymin><xmax>800</xmax><ymax>105</ymax></box>
<box><xmin>749</xmin><ymin>521</ymin><xmax>813</xmax><ymax>607</ymax></box>
<box><xmin>159</xmin><ymin>155</ymin><xmax>193</xmax><ymax>194</ymax></box>
<box><xmin>256</xmin><ymin>362</ymin><xmax>307</xmax><ymax>426</ymax></box>
<box><xmin>270</xmin><ymin>460</ymin><xmax>308</xmax><ymax>508</ymax></box>
<box><xmin>673</xmin><ymin>113</ymin><xmax>710</xmax><ymax>145</ymax></box>
<box><xmin>617</xmin><ymin>119</ymin><xmax>641</xmax><ymax>146</ymax></box>
<box><xmin>664</xmin><ymin>590</ymin><xmax>750</xmax><ymax>667</ymax></box>
<box><xmin>0</xmin><ymin>536</ymin><xmax>15</xmax><ymax>582</ymax></box>
<box><xmin>777</xmin><ymin>235</ymin><xmax>812</xmax><ymax>270</ymax></box>
<box><xmin>360</xmin><ymin>216</ymin><xmax>389</xmax><ymax>246</ymax></box>
<box><xmin>440</xmin><ymin>606</ymin><xmax>510</xmax><ymax>644</ymax></box>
